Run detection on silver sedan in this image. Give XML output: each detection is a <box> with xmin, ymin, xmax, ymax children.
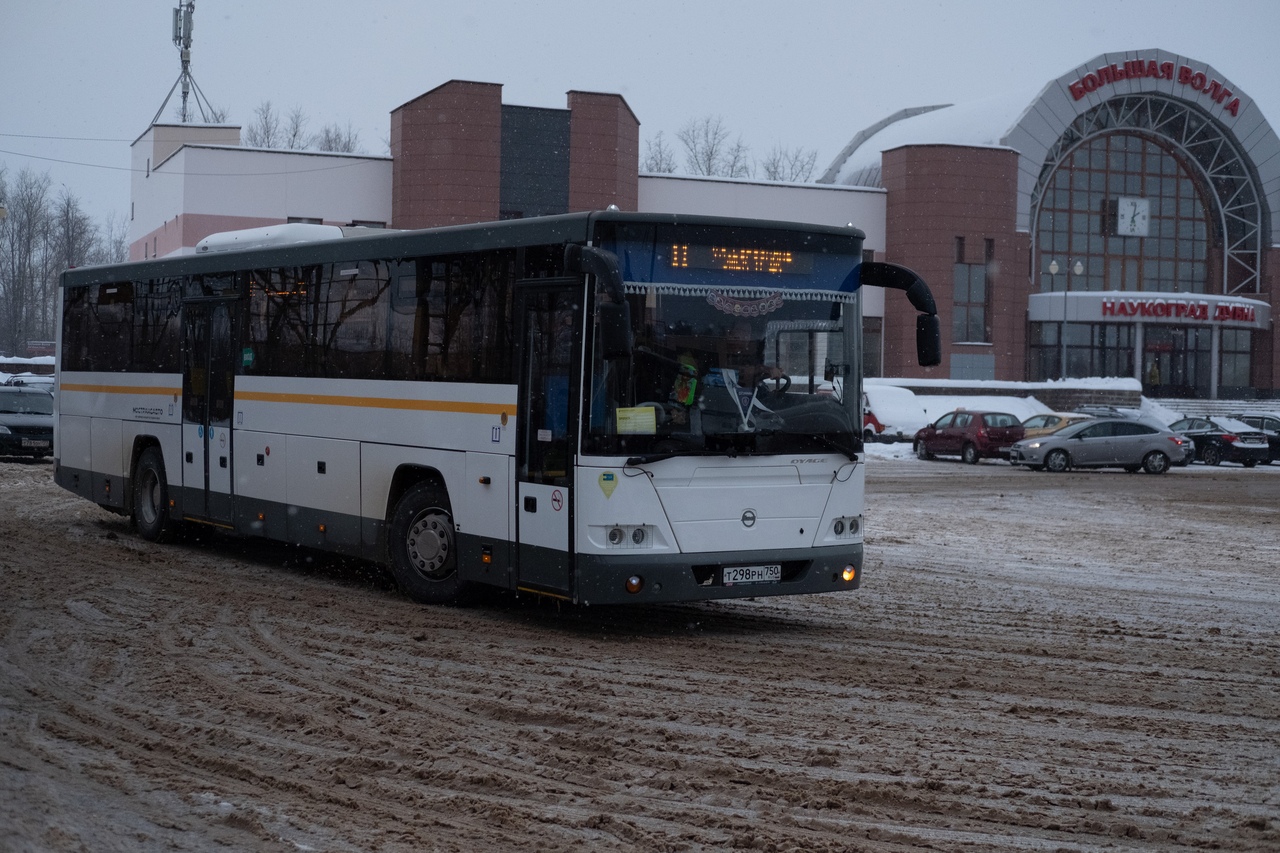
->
<box><xmin>1008</xmin><ymin>417</ymin><xmax>1192</xmax><ymax>474</ymax></box>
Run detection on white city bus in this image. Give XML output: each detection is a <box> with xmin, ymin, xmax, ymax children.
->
<box><xmin>55</xmin><ymin>211</ymin><xmax>939</xmax><ymax>605</ymax></box>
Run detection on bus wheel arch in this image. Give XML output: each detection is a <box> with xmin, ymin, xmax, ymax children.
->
<box><xmin>385</xmin><ymin>472</ymin><xmax>470</xmax><ymax>605</ymax></box>
<box><xmin>132</xmin><ymin>442</ymin><xmax>177</xmax><ymax>541</ymax></box>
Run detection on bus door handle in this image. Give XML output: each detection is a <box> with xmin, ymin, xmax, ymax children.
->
<box><xmin>524</xmin><ymin>496</ymin><xmax>537</xmax><ymax>512</ymax></box>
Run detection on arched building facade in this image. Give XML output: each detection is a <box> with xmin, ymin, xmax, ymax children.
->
<box><xmin>821</xmin><ymin>49</ymin><xmax>1279</xmax><ymax>400</ymax></box>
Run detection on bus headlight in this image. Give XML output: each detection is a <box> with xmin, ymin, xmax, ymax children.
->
<box><xmin>602</xmin><ymin>524</ymin><xmax>654</xmax><ymax>549</ymax></box>
<box><xmin>831</xmin><ymin>515</ymin><xmax>862</xmax><ymax>538</ymax></box>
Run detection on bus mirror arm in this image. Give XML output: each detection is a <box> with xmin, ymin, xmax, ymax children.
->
<box><xmin>566</xmin><ymin>244</ymin><xmax>633</xmax><ymax>358</ymax></box>
<box><xmin>860</xmin><ymin>261</ymin><xmax>942</xmax><ymax>367</ymax></box>
<box><xmin>565</xmin><ymin>244</ymin><xmax>625</xmax><ymax>304</ymax></box>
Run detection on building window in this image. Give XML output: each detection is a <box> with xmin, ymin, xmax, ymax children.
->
<box><xmin>1028</xmin><ymin>322</ymin><xmax>1134</xmax><ymax>382</ymax></box>
<box><xmin>288</xmin><ymin>216</ymin><xmax>324</xmax><ymax>225</ymax></box>
<box><xmin>1220</xmin><ymin>329</ymin><xmax>1253</xmax><ymax>397</ymax></box>
<box><xmin>953</xmin><ymin>258</ymin><xmax>989</xmax><ymax>343</ymax></box>
<box><xmin>1036</xmin><ymin>133</ymin><xmax>1210</xmax><ymax>294</ymax></box>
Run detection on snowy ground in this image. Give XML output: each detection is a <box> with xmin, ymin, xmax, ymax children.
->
<box><xmin>1</xmin><ymin>453</ymin><xmax>1277</xmax><ymax>851</ymax></box>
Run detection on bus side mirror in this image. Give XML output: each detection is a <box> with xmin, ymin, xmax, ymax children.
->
<box><xmin>916</xmin><ymin>314</ymin><xmax>941</xmax><ymax>367</ymax></box>
<box><xmin>598</xmin><ymin>300</ymin><xmax>633</xmax><ymax>360</ymax></box>
<box><xmin>566</xmin><ymin>242</ymin><xmax>633</xmax><ymax>358</ymax></box>
<box><xmin>860</xmin><ymin>261</ymin><xmax>941</xmax><ymax>368</ymax></box>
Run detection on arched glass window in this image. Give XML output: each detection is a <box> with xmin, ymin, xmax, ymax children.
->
<box><xmin>1035</xmin><ymin>133</ymin><xmax>1210</xmax><ymax>294</ymax></box>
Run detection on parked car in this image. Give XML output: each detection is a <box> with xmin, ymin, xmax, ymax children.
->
<box><xmin>0</xmin><ymin>385</ymin><xmax>55</xmax><ymax>459</ymax></box>
<box><xmin>4</xmin><ymin>372</ymin><xmax>55</xmax><ymax>391</ymax></box>
<box><xmin>913</xmin><ymin>410</ymin><xmax>1025</xmax><ymax>464</ymax></box>
<box><xmin>1020</xmin><ymin>412</ymin><xmax>1092</xmax><ymax>439</ymax></box>
<box><xmin>1228</xmin><ymin>412</ymin><xmax>1280</xmax><ymax>463</ymax></box>
<box><xmin>1167</xmin><ymin>416</ymin><xmax>1270</xmax><ymax>467</ymax></box>
<box><xmin>1009</xmin><ymin>417</ymin><xmax>1191</xmax><ymax>474</ymax></box>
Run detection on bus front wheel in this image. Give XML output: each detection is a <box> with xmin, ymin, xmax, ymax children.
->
<box><xmin>388</xmin><ymin>483</ymin><xmax>470</xmax><ymax>605</ymax></box>
<box><xmin>133</xmin><ymin>446</ymin><xmax>177</xmax><ymax>541</ymax></box>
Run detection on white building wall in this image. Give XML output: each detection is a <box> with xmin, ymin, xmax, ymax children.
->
<box><xmin>130</xmin><ymin>125</ymin><xmax>392</xmax><ymax>258</ymax></box>
<box><xmin>178</xmin><ymin>147</ymin><xmax>392</xmax><ymax>224</ymax></box>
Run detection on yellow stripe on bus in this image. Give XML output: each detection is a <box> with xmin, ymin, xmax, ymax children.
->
<box><xmin>61</xmin><ymin>383</ymin><xmax>181</xmax><ymax>396</ymax></box>
<box><xmin>234</xmin><ymin>390</ymin><xmax>511</xmax><ymax>415</ymax></box>
<box><xmin>59</xmin><ymin>383</ymin><xmax>511</xmax><ymax>416</ymax></box>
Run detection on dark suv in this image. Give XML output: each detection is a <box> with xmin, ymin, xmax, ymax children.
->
<box><xmin>913</xmin><ymin>410</ymin><xmax>1025</xmax><ymax>464</ymax></box>
<box><xmin>0</xmin><ymin>385</ymin><xmax>54</xmax><ymax>459</ymax></box>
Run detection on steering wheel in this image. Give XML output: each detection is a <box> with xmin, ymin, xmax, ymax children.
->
<box><xmin>760</xmin><ymin>374</ymin><xmax>790</xmax><ymax>394</ymax></box>
<box><xmin>637</xmin><ymin>401</ymin><xmax>670</xmax><ymax>426</ymax></box>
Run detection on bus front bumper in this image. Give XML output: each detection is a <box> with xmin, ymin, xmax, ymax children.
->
<box><xmin>570</xmin><ymin>544</ymin><xmax>862</xmax><ymax>606</ymax></box>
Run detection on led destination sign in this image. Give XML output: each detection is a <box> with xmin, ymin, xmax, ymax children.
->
<box><xmin>669</xmin><ymin>244</ymin><xmax>813</xmax><ymax>275</ymax></box>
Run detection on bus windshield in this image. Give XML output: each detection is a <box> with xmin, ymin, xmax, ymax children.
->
<box><xmin>584</xmin><ymin>224</ymin><xmax>863</xmax><ymax>460</ymax></box>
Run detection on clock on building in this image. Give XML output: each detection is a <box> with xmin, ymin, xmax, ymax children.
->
<box><xmin>1114</xmin><ymin>196</ymin><xmax>1150</xmax><ymax>237</ymax></box>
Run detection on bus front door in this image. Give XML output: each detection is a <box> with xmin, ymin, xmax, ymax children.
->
<box><xmin>182</xmin><ymin>300</ymin><xmax>238</xmax><ymax>526</ymax></box>
<box><xmin>515</xmin><ymin>283</ymin><xmax>580</xmax><ymax>599</ymax></box>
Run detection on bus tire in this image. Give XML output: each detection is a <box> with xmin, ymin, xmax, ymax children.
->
<box><xmin>387</xmin><ymin>482</ymin><xmax>469</xmax><ymax>605</ymax></box>
<box><xmin>133</xmin><ymin>446</ymin><xmax>176</xmax><ymax>542</ymax></box>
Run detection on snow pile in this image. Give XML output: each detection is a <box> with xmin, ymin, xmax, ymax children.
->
<box><xmin>864</xmin><ymin>381</ymin><xmax>1051</xmax><ymax>438</ymax></box>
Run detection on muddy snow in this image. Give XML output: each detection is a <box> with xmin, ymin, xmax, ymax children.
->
<box><xmin>2</xmin><ymin>451</ymin><xmax>1278</xmax><ymax>851</ymax></box>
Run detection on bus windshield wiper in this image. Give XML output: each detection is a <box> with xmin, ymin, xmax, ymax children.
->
<box><xmin>625</xmin><ymin>449</ymin><xmax>722</xmax><ymax>466</ymax></box>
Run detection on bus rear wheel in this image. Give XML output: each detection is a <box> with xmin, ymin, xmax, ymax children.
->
<box><xmin>388</xmin><ymin>482</ymin><xmax>470</xmax><ymax>605</ymax></box>
<box><xmin>133</xmin><ymin>446</ymin><xmax>177</xmax><ymax>541</ymax></box>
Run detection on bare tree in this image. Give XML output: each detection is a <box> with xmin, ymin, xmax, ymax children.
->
<box><xmin>676</xmin><ymin>116</ymin><xmax>752</xmax><ymax>178</ymax></box>
<box><xmin>0</xmin><ymin>169</ymin><xmax>53</xmax><ymax>355</ymax></box>
<box><xmin>283</xmin><ymin>106</ymin><xmax>310</xmax><ymax>150</ymax></box>
<box><xmin>761</xmin><ymin>144</ymin><xmax>818</xmax><ymax>182</ymax></box>
<box><xmin>313</xmin><ymin>121</ymin><xmax>362</xmax><ymax>153</ymax></box>
<box><xmin>0</xmin><ymin>166</ymin><xmax>130</xmax><ymax>354</ymax></box>
<box><xmin>87</xmin><ymin>212</ymin><xmax>129</xmax><ymax>266</ymax></box>
<box><xmin>43</xmin><ymin>191</ymin><xmax>96</xmax><ymax>336</ymax></box>
<box><xmin>244</xmin><ymin>100</ymin><xmax>281</xmax><ymax>148</ymax></box>
<box><xmin>641</xmin><ymin>131</ymin><xmax>677</xmax><ymax>173</ymax></box>
<box><xmin>722</xmin><ymin>139</ymin><xmax>753</xmax><ymax>180</ymax></box>
<box><xmin>677</xmin><ymin>116</ymin><xmax>728</xmax><ymax>176</ymax></box>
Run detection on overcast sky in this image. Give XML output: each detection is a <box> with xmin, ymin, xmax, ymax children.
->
<box><xmin>3</xmin><ymin>0</ymin><xmax>1279</xmax><ymax>225</ymax></box>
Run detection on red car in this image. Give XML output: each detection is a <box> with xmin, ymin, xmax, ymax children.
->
<box><xmin>914</xmin><ymin>410</ymin><xmax>1026</xmax><ymax>464</ymax></box>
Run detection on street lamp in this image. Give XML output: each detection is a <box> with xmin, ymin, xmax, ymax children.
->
<box><xmin>1048</xmin><ymin>258</ymin><xmax>1085</xmax><ymax>379</ymax></box>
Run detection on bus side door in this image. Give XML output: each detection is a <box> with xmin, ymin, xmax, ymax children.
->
<box><xmin>182</xmin><ymin>299</ymin><xmax>238</xmax><ymax>525</ymax></box>
<box><xmin>515</xmin><ymin>283</ymin><xmax>580</xmax><ymax>599</ymax></box>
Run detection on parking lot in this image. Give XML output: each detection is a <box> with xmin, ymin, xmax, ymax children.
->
<box><xmin>2</xmin><ymin>454</ymin><xmax>1278</xmax><ymax>851</ymax></box>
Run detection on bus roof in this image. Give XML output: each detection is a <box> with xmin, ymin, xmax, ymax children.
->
<box><xmin>61</xmin><ymin>211</ymin><xmax>867</xmax><ymax>288</ymax></box>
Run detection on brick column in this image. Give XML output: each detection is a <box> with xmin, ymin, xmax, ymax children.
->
<box><xmin>567</xmin><ymin>91</ymin><xmax>639</xmax><ymax>212</ymax></box>
<box><xmin>391</xmin><ymin>80</ymin><xmax>502</xmax><ymax>228</ymax></box>
<box><xmin>881</xmin><ymin>145</ymin><xmax>1024</xmax><ymax>379</ymax></box>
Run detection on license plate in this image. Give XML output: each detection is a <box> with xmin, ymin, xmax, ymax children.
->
<box><xmin>21</xmin><ymin>439</ymin><xmax>50</xmax><ymax>448</ymax></box>
<box><xmin>723</xmin><ymin>564</ymin><xmax>782</xmax><ymax>585</ymax></box>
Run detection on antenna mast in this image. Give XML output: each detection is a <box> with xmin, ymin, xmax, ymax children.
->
<box><xmin>151</xmin><ymin>2</ymin><xmax>217</xmax><ymax>125</ymax></box>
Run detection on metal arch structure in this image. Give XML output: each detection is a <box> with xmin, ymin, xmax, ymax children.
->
<box><xmin>1030</xmin><ymin>95</ymin><xmax>1265</xmax><ymax>296</ymax></box>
